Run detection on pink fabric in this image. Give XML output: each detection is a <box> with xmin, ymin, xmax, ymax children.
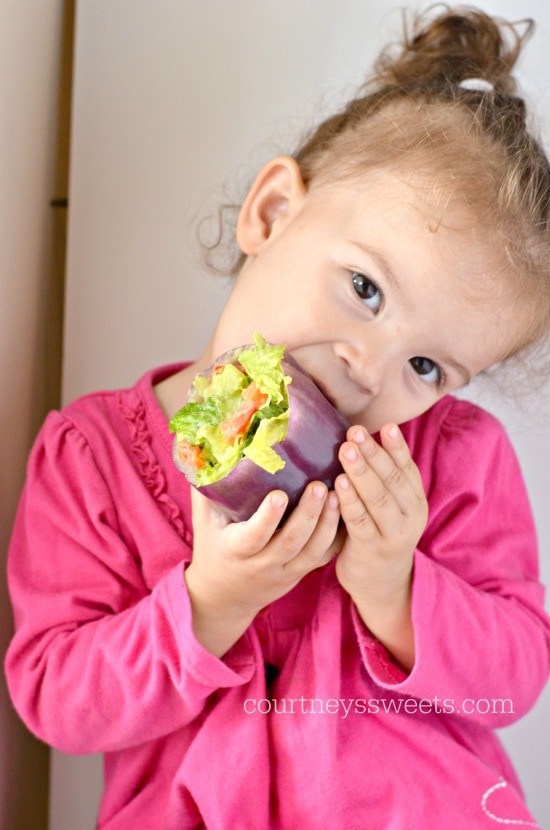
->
<box><xmin>5</xmin><ymin>365</ymin><xmax>549</xmax><ymax>829</ymax></box>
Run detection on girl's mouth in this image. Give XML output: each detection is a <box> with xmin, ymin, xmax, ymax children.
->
<box><xmin>311</xmin><ymin>377</ymin><xmax>338</xmax><ymax>410</ymax></box>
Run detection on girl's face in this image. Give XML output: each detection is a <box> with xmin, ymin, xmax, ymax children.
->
<box><xmin>206</xmin><ymin>161</ymin><xmax>524</xmax><ymax>433</ymax></box>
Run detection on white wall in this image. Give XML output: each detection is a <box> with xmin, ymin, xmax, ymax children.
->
<box><xmin>55</xmin><ymin>1</ymin><xmax>549</xmax><ymax>827</ymax></box>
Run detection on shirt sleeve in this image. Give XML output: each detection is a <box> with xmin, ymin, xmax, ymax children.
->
<box><xmin>353</xmin><ymin>400</ymin><xmax>550</xmax><ymax>727</ymax></box>
<box><xmin>4</xmin><ymin>412</ymin><xmax>257</xmax><ymax>754</ymax></box>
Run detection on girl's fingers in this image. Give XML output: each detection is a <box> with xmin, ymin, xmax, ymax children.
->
<box><xmin>225</xmin><ymin>489</ymin><xmax>290</xmax><ymax>556</ymax></box>
<box><xmin>197</xmin><ymin>480</ymin><xmax>340</xmax><ymax>571</ymax></box>
<box><xmin>335</xmin><ymin>471</ymin><xmax>378</xmax><ymax>538</ymax></box>
<box><xmin>342</xmin><ymin>425</ymin><xmax>423</xmax><ymax>513</ymax></box>
<box><xmin>285</xmin><ymin>487</ymin><xmax>341</xmax><ymax>574</ymax></box>
<box><xmin>275</xmin><ymin>482</ymin><xmax>338</xmax><ymax>567</ymax></box>
<box><xmin>378</xmin><ymin>423</ymin><xmax>425</xmax><ymax>498</ymax></box>
<box><xmin>338</xmin><ymin>438</ymin><xmax>403</xmax><ymax>535</ymax></box>
<box><xmin>226</xmin><ymin>482</ymin><xmax>337</xmax><ymax>563</ymax></box>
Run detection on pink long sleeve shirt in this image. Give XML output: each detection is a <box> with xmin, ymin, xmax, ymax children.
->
<box><xmin>5</xmin><ymin>364</ymin><xmax>550</xmax><ymax>829</ymax></box>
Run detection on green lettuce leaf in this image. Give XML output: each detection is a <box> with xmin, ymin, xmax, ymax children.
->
<box><xmin>169</xmin><ymin>332</ymin><xmax>291</xmax><ymax>484</ymax></box>
<box><xmin>238</xmin><ymin>333</ymin><xmax>289</xmax><ymax>404</ymax></box>
<box><xmin>193</xmin><ymin>362</ymin><xmax>248</xmax><ymax>401</ymax></box>
<box><xmin>243</xmin><ymin>410</ymin><xmax>289</xmax><ymax>472</ymax></box>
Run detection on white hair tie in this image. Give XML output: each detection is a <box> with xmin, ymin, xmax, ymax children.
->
<box><xmin>458</xmin><ymin>77</ymin><xmax>494</xmax><ymax>93</ymax></box>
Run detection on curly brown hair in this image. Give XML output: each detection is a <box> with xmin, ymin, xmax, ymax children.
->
<box><xmin>203</xmin><ymin>5</ymin><xmax>550</xmax><ymax>357</ymax></box>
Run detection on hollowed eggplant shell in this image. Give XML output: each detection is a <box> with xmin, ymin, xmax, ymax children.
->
<box><xmin>173</xmin><ymin>352</ymin><xmax>349</xmax><ymax>522</ymax></box>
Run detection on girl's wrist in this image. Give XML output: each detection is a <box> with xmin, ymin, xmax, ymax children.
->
<box><xmin>184</xmin><ymin>565</ymin><xmax>260</xmax><ymax>658</ymax></box>
<box><xmin>351</xmin><ymin>581</ymin><xmax>415</xmax><ymax>672</ymax></box>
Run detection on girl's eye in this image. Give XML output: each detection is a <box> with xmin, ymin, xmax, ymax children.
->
<box><xmin>351</xmin><ymin>272</ymin><xmax>383</xmax><ymax>314</ymax></box>
<box><xmin>409</xmin><ymin>356</ymin><xmax>443</xmax><ymax>386</ymax></box>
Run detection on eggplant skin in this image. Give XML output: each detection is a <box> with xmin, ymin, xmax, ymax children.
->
<box><xmin>191</xmin><ymin>355</ymin><xmax>349</xmax><ymax>522</ymax></box>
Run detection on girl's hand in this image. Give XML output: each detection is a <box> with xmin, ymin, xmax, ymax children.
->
<box><xmin>185</xmin><ymin>482</ymin><xmax>340</xmax><ymax>657</ymax></box>
<box><xmin>334</xmin><ymin>423</ymin><xmax>428</xmax><ymax>670</ymax></box>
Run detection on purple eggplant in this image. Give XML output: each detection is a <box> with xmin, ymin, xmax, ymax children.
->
<box><xmin>171</xmin><ymin>345</ymin><xmax>349</xmax><ymax>522</ymax></box>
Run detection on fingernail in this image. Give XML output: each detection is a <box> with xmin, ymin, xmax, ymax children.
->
<box><xmin>344</xmin><ymin>445</ymin><xmax>358</xmax><ymax>461</ymax></box>
<box><xmin>387</xmin><ymin>424</ymin><xmax>399</xmax><ymax>439</ymax></box>
<box><xmin>271</xmin><ymin>492</ymin><xmax>287</xmax><ymax>508</ymax></box>
<box><xmin>328</xmin><ymin>493</ymin><xmax>339</xmax><ymax>510</ymax></box>
<box><xmin>351</xmin><ymin>426</ymin><xmax>366</xmax><ymax>443</ymax></box>
<box><xmin>337</xmin><ymin>475</ymin><xmax>350</xmax><ymax>490</ymax></box>
<box><xmin>313</xmin><ymin>484</ymin><xmax>326</xmax><ymax>499</ymax></box>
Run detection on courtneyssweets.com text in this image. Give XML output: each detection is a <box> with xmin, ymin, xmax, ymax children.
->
<box><xmin>243</xmin><ymin>696</ymin><xmax>515</xmax><ymax>717</ymax></box>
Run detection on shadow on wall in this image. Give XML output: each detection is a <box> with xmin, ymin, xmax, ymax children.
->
<box><xmin>1</xmin><ymin>1</ymin><xmax>75</xmax><ymax>828</ymax></box>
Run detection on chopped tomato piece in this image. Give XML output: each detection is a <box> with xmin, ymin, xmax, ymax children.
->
<box><xmin>241</xmin><ymin>381</ymin><xmax>268</xmax><ymax>407</ymax></box>
<box><xmin>176</xmin><ymin>439</ymin><xmax>206</xmax><ymax>470</ymax></box>
<box><xmin>213</xmin><ymin>363</ymin><xmax>246</xmax><ymax>375</ymax></box>
<box><xmin>220</xmin><ymin>382</ymin><xmax>268</xmax><ymax>445</ymax></box>
<box><xmin>220</xmin><ymin>402</ymin><xmax>256</xmax><ymax>444</ymax></box>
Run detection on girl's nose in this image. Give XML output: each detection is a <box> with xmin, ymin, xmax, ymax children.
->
<box><xmin>338</xmin><ymin>341</ymin><xmax>388</xmax><ymax>397</ymax></box>
<box><xmin>352</xmin><ymin>358</ymin><xmax>385</xmax><ymax>397</ymax></box>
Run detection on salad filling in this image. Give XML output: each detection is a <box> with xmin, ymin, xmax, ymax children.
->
<box><xmin>169</xmin><ymin>333</ymin><xmax>292</xmax><ymax>486</ymax></box>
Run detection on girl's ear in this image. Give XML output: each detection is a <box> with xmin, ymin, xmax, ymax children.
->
<box><xmin>236</xmin><ymin>155</ymin><xmax>307</xmax><ymax>255</ymax></box>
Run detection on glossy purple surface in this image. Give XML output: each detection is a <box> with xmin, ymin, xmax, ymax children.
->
<box><xmin>174</xmin><ymin>353</ymin><xmax>349</xmax><ymax>522</ymax></box>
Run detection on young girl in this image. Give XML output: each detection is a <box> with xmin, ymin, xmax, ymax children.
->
<box><xmin>5</xmin><ymin>5</ymin><xmax>550</xmax><ymax>828</ymax></box>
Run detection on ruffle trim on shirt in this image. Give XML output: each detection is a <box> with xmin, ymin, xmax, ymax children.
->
<box><xmin>351</xmin><ymin>604</ymin><xmax>408</xmax><ymax>686</ymax></box>
<box><xmin>118</xmin><ymin>389</ymin><xmax>193</xmax><ymax>548</ymax></box>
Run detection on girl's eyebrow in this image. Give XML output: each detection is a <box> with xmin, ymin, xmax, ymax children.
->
<box><xmin>351</xmin><ymin>240</ymin><xmax>403</xmax><ymax>299</ymax></box>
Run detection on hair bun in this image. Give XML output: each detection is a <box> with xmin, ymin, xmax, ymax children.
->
<box><xmin>372</xmin><ymin>4</ymin><xmax>532</xmax><ymax>97</ymax></box>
